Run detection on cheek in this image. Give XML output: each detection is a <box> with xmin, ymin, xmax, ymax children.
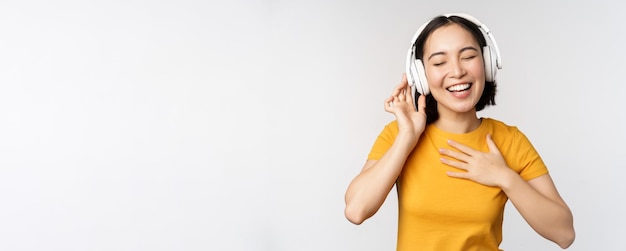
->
<box><xmin>425</xmin><ymin>67</ymin><xmax>446</xmax><ymax>86</ymax></box>
<box><xmin>469</xmin><ymin>61</ymin><xmax>486</xmax><ymax>80</ymax></box>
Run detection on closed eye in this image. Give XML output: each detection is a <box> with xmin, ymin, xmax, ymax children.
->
<box><xmin>462</xmin><ymin>55</ymin><xmax>477</xmax><ymax>60</ymax></box>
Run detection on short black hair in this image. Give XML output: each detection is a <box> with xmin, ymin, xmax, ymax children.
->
<box><xmin>413</xmin><ymin>15</ymin><xmax>497</xmax><ymax>125</ymax></box>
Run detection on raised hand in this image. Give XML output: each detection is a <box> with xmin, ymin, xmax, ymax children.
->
<box><xmin>384</xmin><ymin>74</ymin><xmax>427</xmax><ymax>145</ymax></box>
<box><xmin>439</xmin><ymin>134</ymin><xmax>514</xmax><ymax>187</ymax></box>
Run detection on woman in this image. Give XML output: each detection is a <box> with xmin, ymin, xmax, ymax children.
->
<box><xmin>344</xmin><ymin>14</ymin><xmax>575</xmax><ymax>250</ymax></box>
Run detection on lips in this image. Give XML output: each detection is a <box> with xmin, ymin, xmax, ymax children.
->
<box><xmin>446</xmin><ymin>83</ymin><xmax>471</xmax><ymax>92</ymax></box>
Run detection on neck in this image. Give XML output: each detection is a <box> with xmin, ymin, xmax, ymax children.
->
<box><xmin>433</xmin><ymin>109</ymin><xmax>481</xmax><ymax>134</ymax></box>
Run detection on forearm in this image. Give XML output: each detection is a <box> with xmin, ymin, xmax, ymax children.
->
<box><xmin>344</xmin><ymin>135</ymin><xmax>415</xmax><ymax>224</ymax></box>
<box><xmin>501</xmin><ymin>173</ymin><xmax>575</xmax><ymax>248</ymax></box>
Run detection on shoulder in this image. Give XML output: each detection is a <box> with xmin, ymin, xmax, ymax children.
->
<box><xmin>482</xmin><ymin>117</ymin><xmax>522</xmax><ymax>135</ymax></box>
<box><xmin>370</xmin><ymin>120</ymin><xmax>400</xmax><ymax>144</ymax></box>
<box><xmin>381</xmin><ymin>120</ymin><xmax>399</xmax><ymax>134</ymax></box>
<box><xmin>481</xmin><ymin>118</ymin><xmax>533</xmax><ymax>147</ymax></box>
<box><xmin>483</xmin><ymin>118</ymin><xmax>539</xmax><ymax>155</ymax></box>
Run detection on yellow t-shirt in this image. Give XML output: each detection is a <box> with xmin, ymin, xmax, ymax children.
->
<box><xmin>368</xmin><ymin>118</ymin><xmax>548</xmax><ymax>251</ymax></box>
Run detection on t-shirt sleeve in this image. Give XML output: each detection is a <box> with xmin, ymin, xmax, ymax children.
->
<box><xmin>512</xmin><ymin>129</ymin><xmax>549</xmax><ymax>181</ymax></box>
<box><xmin>367</xmin><ymin>121</ymin><xmax>398</xmax><ymax>160</ymax></box>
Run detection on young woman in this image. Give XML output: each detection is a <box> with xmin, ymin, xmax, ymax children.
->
<box><xmin>344</xmin><ymin>14</ymin><xmax>575</xmax><ymax>250</ymax></box>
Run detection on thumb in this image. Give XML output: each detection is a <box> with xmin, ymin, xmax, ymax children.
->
<box><xmin>486</xmin><ymin>134</ymin><xmax>502</xmax><ymax>154</ymax></box>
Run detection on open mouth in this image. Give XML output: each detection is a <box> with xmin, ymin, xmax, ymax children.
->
<box><xmin>446</xmin><ymin>83</ymin><xmax>471</xmax><ymax>92</ymax></box>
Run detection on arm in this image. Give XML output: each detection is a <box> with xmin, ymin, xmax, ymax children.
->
<box><xmin>440</xmin><ymin>135</ymin><xmax>575</xmax><ymax>248</ymax></box>
<box><xmin>344</xmin><ymin>74</ymin><xmax>426</xmax><ymax>225</ymax></box>
<box><xmin>344</xmin><ymin>132</ymin><xmax>415</xmax><ymax>225</ymax></box>
<box><xmin>501</xmin><ymin>173</ymin><xmax>575</xmax><ymax>249</ymax></box>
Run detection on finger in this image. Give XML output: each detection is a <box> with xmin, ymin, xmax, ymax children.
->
<box><xmin>406</xmin><ymin>85</ymin><xmax>414</xmax><ymax>105</ymax></box>
<box><xmin>439</xmin><ymin>148</ymin><xmax>469</xmax><ymax>163</ymax></box>
<box><xmin>401</xmin><ymin>73</ymin><xmax>408</xmax><ymax>87</ymax></box>
<box><xmin>416</xmin><ymin>92</ymin><xmax>426</xmax><ymax>111</ymax></box>
<box><xmin>447</xmin><ymin>171</ymin><xmax>470</xmax><ymax>180</ymax></box>
<box><xmin>486</xmin><ymin>134</ymin><xmax>502</xmax><ymax>154</ymax></box>
<box><xmin>392</xmin><ymin>74</ymin><xmax>409</xmax><ymax>100</ymax></box>
<box><xmin>391</xmin><ymin>83</ymin><xmax>402</xmax><ymax>97</ymax></box>
<box><xmin>384</xmin><ymin>96</ymin><xmax>393</xmax><ymax>103</ymax></box>
<box><xmin>398</xmin><ymin>89</ymin><xmax>406</xmax><ymax>101</ymax></box>
<box><xmin>440</xmin><ymin>156</ymin><xmax>469</xmax><ymax>170</ymax></box>
<box><xmin>384</xmin><ymin>96</ymin><xmax>395</xmax><ymax>112</ymax></box>
<box><xmin>447</xmin><ymin>139</ymin><xmax>478</xmax><ymax>156</ymax></box>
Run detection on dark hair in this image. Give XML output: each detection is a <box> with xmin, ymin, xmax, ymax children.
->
<box><xmin>413</xmin><ymin>15</ymin><xmax>497</xmax><ymax>124</ymax></box>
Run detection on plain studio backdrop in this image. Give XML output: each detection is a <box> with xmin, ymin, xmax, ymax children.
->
<box><xmin>0</xmin><ymin>0</ymin><xmax>624</xmax><ymax>250</ymax></box>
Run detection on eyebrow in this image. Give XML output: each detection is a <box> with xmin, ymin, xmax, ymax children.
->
<box><xmin>427</xmin><ymin>46</ymin><xmax>479</xmax><ymax>60</ymax></box>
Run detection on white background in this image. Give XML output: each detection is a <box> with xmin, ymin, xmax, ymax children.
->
<box><xmin>1</xmin><ymin>0</ymin><xmax>624</xmax><ymax>250</ymax></box>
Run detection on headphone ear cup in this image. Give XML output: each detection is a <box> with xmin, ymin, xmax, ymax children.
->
<box><xmin>406</xmin><ymin>49</ymin><xmax>417</xmax><ymax>88</ymax></box>
<box><xmin>483</xmin><ymin>46</ymin><xmax>496</xmax><ymax>82</ymax></box>
<box><xmin>414</xmin><ymin>59</ymin><xmax>429</xmax><ymax>95</ymax></box>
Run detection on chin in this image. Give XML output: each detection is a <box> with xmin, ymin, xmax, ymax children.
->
<box><xmin>451</xmin><ymin>103</ymin><xmax>478</xmax><ymax>113</ymax></box>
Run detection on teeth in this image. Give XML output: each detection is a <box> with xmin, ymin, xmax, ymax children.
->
<box><xmin>447</xmin><ymin>83</ymin><xmax>471</xmax><ymax>92</ymax></box>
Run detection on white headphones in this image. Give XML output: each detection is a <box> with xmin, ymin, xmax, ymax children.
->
<box><xmin>406</xmin><ymin>13</ymin><xmax>502</xmax><ymax>95</ymax></box>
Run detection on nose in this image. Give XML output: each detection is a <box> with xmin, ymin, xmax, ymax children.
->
<box><xmin>448</xmin><ymin>59</ymin><xmax>466</xmax><ymax>78</ymax></box>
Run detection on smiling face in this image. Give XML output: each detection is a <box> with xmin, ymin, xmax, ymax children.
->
<box><xmin>423</xmin><ymin>23</ymin><xmax>485</xmax><ymax>117</ymax></box>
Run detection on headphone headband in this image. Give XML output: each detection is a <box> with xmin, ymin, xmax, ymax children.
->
<box><xmin>409</xmin><ymin>13</ymin><xmax>502</xmax><ymax>69</ymax></box>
